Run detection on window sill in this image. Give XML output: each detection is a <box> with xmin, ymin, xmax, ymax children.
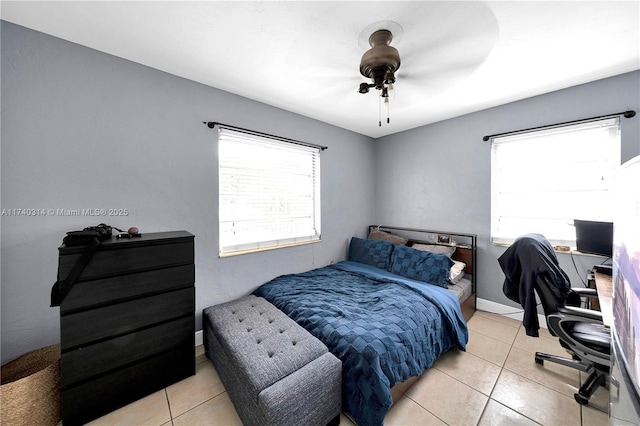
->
<box><xmin>219</xmin><ymin>238</ymin><xmax>321</xmax><ymax>258</ymax></box>
<box><xmin>492</xmin><ymin>241</ymin><xmax>608</xmax><ymax>257</ymax></box>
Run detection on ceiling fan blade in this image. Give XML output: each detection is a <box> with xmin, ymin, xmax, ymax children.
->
<box><xmin>387</xmin><ymin>0</ymin><xmax>498</xmax><ymax>93</ymax></box>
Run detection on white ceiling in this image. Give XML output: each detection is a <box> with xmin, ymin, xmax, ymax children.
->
<box><xmin>2</xmin><ymin>1</ymin><xmax>639</xmax><ymax>138</ymax></box>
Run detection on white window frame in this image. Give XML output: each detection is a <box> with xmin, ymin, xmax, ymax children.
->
<box><xmin>218</xmin><ymin>127</ymin><xmax>321</xmax><ymax>257</ymax></box>
<box><xmin>490</xmin><ymin>117</ymin><xmax>621</xmax><ymax>247</ymax></box>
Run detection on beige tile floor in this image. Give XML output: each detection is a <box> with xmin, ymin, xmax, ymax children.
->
<box><xmin>87</xmin><ymin>310</ymin><xmax>609</xmax><ymax>425</ymax></box>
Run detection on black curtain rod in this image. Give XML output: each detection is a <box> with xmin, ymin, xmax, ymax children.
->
<box><xmin>482</xmin><ymin>110</ymin><xmax>636</xmax><ymax>142</ymax></box>
<box><xmin>204</xmin><ymin>121</ymin><xmax>328</xmax><ymax>151</ymax></box>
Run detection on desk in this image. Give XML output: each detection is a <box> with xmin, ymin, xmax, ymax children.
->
<box><xmin>594</xmin><ymin>271</ymin><xmax>613</xmax><ymax>327</ymax></box>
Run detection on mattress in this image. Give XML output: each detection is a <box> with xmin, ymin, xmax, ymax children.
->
<box><xmin>448</xmin><ymin>277</ymin><xmax>473</xmax><ymax>303</ymax></box>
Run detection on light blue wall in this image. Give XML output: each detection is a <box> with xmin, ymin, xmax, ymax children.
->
<box><xmin>0</xmin><ymin>21</ymin><xmax>376</xmax><ymax>364</ymax></box>
<box><xmin>374</xmin><ymin>70</ymin><xmax>640</xmax><ymax>309</ymax></box>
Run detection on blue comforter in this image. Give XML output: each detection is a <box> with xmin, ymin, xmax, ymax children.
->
<box><xmin>253</xmin><ymin>261</ymin><xmax>468</xmax><ymax>426</ymax></box>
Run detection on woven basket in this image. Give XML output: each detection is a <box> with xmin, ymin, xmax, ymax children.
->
<box><xmin>1</xmin><ymin>344</ymin><xmax>61</xmax><ymax>426</ymax></box>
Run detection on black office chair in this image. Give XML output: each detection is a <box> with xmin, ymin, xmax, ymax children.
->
<box><xmin>499</xmin><ymin>233</ymin><xmax>611</xmax><ymax>405</ymax></box>
<box><xmin>534</xmin><ymin>275</ymin><xmax>611</xmax><ymax>405</ymax></box>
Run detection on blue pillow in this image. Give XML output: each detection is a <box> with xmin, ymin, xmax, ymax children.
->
<box><xmin>348</xmin><ymin>237</ymin><xmax>394</xmax><ymax>270</ymax></box>
<box><xmin>389</xmin><ymin>245</ymin><xmax>454</xmax><ymax>288</ymax></box>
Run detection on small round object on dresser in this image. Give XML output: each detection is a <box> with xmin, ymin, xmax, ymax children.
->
<box><xmin>128</xmin><ymin>227</ymin><xmax>139</xmax><ymax>235</ymax></box>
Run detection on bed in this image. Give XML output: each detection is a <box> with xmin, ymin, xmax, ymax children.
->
<box><xmin>253</xmin><ymin>225</ymin><xmax>477</xmax><ymax>426</ymax></box>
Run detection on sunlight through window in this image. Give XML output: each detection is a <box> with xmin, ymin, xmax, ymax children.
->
<box><xmin>491</xmin><ymin>117</ymin><xmax>620</xmax><ymax>246</ymax></box>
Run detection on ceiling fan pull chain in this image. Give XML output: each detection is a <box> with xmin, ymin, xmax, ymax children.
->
<box><xmin>386</xmin><ymin>98</ymin><xmax>390</xmax><ymax>124</ymax></box>
<box><xmin>379</xmin><ymin>95</ymin><xmax>382</xmax><ymax>127</ymax></box>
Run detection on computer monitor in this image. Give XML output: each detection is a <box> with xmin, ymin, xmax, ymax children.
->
<box><xmin>574</xmin><ymin>219</ymin><xmax>613</xmax><ymax>257</ymax></box>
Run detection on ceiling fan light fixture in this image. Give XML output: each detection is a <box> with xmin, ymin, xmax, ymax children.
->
<box><xmin>358</xmin><ymin>28</ymin><xmax>401</xmax><ymax>127</ymax></box>
<box><xmin>383</xmin><ymin>71</ymin><xmax>395</xmax><ymax>85</ymax></box>
<box><xmin>386</xmin><ymin>84</ymin><xmax>395</xmax><ymax>99</ymax></box>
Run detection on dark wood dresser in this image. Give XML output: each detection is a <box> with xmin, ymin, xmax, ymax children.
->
<box><xmin>57</xmin><ymin>231</ymin><xmax>195</xmax><ymax>425</ymax></box>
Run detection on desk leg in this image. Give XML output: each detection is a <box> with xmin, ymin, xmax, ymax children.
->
<box><xmin>586</xmin><ymin>273</ymin><xmax>601</xmax><ymax>311</ymax></box>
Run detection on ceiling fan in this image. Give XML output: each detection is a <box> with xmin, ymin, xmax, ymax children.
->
<box><xmin>282</xmin><ymin>4</ymin><xmax>498</xmax><ymax>133</ymax></box>
<box><xmin>357</xmin><ymin>29</ymin><xmax>401</xmax><ymax>126</ymax></box>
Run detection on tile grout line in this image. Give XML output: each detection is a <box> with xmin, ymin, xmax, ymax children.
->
<box><xmin>489</xmin><ymin>323</ymin><xmax>547</xmax><ymax>425</ymax></box>
<box><xmin>406</xmin><ymin>349</ymin><xmax>494</xmax><ymax>424</ymax></box>
<box><xmin>471</xmin><ymin>318</ymin><xmax>520</xmax><ymax>424</ymax></box>
<box><xmin>164</xmin><ymin>388</ymin><xmax>174</xmax><ymax>425</ymax></box>
<box><xmin>170</xmin><ymin>390</ymin><xmax>229</xmax><ymax>423</ymax></box>
<box><xmin>402</xmin><ymin>392</ymin><xmax>450</xmax><ymax>426</ymax></box>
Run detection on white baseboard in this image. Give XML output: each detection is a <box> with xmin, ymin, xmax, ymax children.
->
<box><xmin>476</xmin><ymin>297</ymin><xmax>547</xmax><ymax>329</ymax></box>
<box><xmin>195</xmin><ymin>330</ymin><xmax>203</xmax><ymax>346</ymax></box>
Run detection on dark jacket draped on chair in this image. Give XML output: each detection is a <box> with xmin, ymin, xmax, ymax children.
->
<box><xmin>498</xmin><ymin>233</ymin><xmax>571</xmax><ymax>336</ymax></box>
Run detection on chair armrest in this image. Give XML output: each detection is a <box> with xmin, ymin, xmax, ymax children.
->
<box><xmin>571</xmin><ymin>287</ymin><xmax>598</xmax><ymax>298</ymax></box>
<box><xmin>558</xmin><ymin>305</ymin><xmax>603</xmax><ymax>322</ymax></box>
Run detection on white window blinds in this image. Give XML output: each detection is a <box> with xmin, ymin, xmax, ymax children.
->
<box><xmin>218</xmin><ymin>127</ymin><xmax>321</xmax><ymax>256</ymax></box>
<box><xmin>491</xmin><ymin>117</ymin><xmax>620</xmax><ymax>246</ymax></box>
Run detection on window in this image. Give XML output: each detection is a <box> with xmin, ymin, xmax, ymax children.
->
<box><xmin>491</xmin><ymin>117</ymin><xmax>620</xmax><ymax>247</ymax></box>
<box><xmin>218</xmin><ymin>127</ymin><xmax>321</xmax><ymax>256</ymax></box>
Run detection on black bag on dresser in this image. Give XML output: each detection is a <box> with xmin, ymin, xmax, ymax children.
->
<box><xmin>50</xmin><ymin>224</ymin><xmax>117</xmax><ymax>307</ymax></box>
<box><xmin>63</xmin><ymin>223</ymin><xmax>114</xmax><ymax>246</ymax></box>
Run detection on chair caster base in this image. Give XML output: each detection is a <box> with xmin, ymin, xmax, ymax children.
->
<box><xmin>574</xmin><ymin>393</ymin><xmax>590</xmax><ymax>405</ymax></box>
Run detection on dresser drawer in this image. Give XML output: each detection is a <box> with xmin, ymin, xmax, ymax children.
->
<box><xmin>60</xmin><ymin>264</ymin><xmax>195</xmax><ymax>314</ymax></box>
<box><xmin>58</xmin><ymin>241</ymin><xmax>194</xmax><ymax>282</ymax></box>
<box><xmin>61</xmin><ymin>345</ymin><xmax>194</xmax><ymax>426</ymax></box>
<box><xmin>61</xmin><ymin>287</ymin><xmax>194</xmax><ymax>351</ymax></box>
<box><xmin>61</xmin><ymin>315</ymin><xmax>194</xmax><ymax>388</ymax></box>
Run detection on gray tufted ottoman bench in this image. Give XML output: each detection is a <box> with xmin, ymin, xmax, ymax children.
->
<box><xmin>203</xmin><ymin>295</ymin><xmax>342</xmax><ymax>426</ymax></box>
